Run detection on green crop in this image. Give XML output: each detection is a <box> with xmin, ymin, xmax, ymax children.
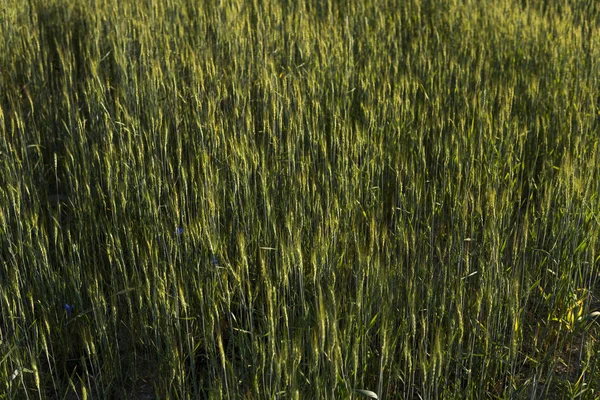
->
<box><xmin>1</xmin><ymin>0</ymin><xmax>599</xmax><ymax>398</ymax></box>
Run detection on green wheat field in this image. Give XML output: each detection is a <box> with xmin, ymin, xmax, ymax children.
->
<box><xmin>1</xmin><ymin>0</ymin><xmax>600</xmax><ymax>398</ymax></box>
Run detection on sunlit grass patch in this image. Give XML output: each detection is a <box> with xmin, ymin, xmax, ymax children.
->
<box><xmin>1</xmin><ymin>0</ymin><xmax>600</xmax><ymax>398</ymax></box>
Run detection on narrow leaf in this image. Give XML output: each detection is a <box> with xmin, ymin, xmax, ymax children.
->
<box><xmin>354</xmin><ymin>389</ymin><xmax>379</xmax><ymax>399</ymax></box>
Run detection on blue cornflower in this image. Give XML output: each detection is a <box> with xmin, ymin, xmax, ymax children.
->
<box><xmin>176</xmin><ymin>227</ymin><xmax>184</xmax><ymax>235</ymax></box>
<box><xmin>65</xmin><ymin>304</ymin><xmax>74</xmax><ymax>317</ymax></box>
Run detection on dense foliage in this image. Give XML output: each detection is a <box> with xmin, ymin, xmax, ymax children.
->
<box><xmin>1</xmin><ymin>0</ymin><xmax>600</xmax><ymax>398</ymax></box>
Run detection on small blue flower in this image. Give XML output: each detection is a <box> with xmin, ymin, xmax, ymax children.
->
<box><xmin>211</xmin><ymin>255</ymin><xmax>218</xmax><ymax>266</ymax></box>
<box><xmin>176</xmin><ymin>227</ymin><xmax>184</xmax><ymax>235</ymax></box>
<box><xmin>65</xmin><ymin>304</ymin><xmax>74</xmax><ymax>317</ymax></box>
